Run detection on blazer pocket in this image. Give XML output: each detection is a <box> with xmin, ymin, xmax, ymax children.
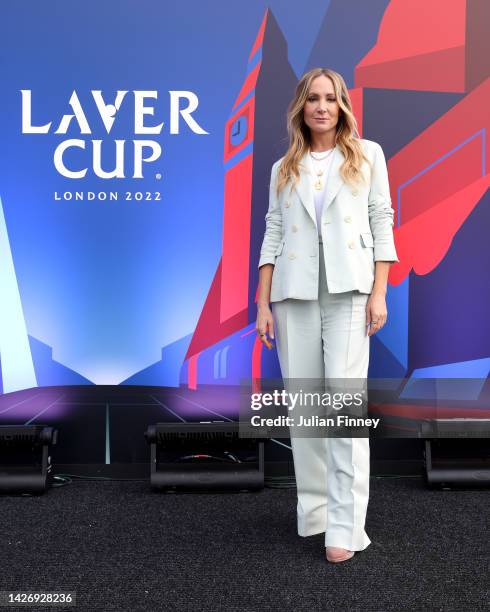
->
<box><xmin>360</xmin><ymin>232</ymin><xmax>374</xmax><ymax>248</ymax></box>
<box><xmin>274</xmin><ymin>239</ymin><xmax>285</xmax><ymax>257</ymax></box>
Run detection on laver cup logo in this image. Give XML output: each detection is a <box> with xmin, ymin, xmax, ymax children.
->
<box><xmin>20</xmin><ymin>90</ymin><xmax>209</xmax><ymax>178</ymax></box>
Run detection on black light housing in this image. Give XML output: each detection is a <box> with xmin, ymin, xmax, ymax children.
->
<box><xmin>0</xmin><ymin>425</ymin><xmax>58</xmax><ymax>494</ymax></box>
<box><xmin>144</xmin><ymin>422</ymin><xmax>266</xmax><ymax>491</ymax></box>
<box><xmin>420</xmin><ymin>419</ymin><xmax>490</xmax><ymax>488</ymax></box>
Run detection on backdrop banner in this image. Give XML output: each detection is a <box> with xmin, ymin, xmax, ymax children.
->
<box><xmin>0</xmin><ymin>1</ymin><xmax>488</xmax><ymax>463</ymax></box>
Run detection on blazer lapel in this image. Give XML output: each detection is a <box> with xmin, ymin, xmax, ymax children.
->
<box><xmin>294</xmin><ymin>145</ymin><xmax>346</xmax><ymax>228</ymax></box>
<box><xmin>322</xmin><ymin>145</ymin><xmax>345</xmax><ymax>213</ymax></box>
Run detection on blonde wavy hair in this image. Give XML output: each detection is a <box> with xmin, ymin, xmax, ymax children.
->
<box><xmin>276</xmin><ymin>68</ymin><xmax>371</xmax><ymax>196</ymax></box>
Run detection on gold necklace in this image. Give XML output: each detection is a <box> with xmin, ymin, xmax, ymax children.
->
<box><xmin>310</xmin><ymin>148</ymin><xmax>334</xmax><ymax>190</ymax></box>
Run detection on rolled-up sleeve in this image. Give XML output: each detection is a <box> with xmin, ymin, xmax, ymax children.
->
<box><xmin>368</xmin><ymin>142</ymin><xmax>399</xmax><ymax>263</ymax></box>
<box><xmin>258</xmin><ymin>161</ymin><xmax>283</xmax><ymax>269</ymax></box>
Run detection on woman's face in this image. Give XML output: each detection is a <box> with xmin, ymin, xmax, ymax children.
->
<box><xmin>303</xmin><ymin>75</ymin><xmax>340</xmax><ymax>138</ymax></box>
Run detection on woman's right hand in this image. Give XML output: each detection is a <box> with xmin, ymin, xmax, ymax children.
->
<box><xmin>256</xmin><ymin>304</ymin><xmax>275</xmax><ymax>349</ymax></box>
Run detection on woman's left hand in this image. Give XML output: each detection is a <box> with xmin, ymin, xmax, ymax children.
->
<box><xmin>366</xmin><ymin>291</ymin><xmax>387</xmax><ymax>336</ymax></box>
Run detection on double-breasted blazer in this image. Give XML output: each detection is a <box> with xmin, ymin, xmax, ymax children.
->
<box><xmin>258</xmin><ymin>138</ymin><xmax>399</xmax><ymax>301</ymax></box>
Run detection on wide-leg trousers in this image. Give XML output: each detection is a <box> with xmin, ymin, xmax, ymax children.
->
<box><xmin>271</xmin><ymin>240</ymin><xmax>371</xmax><ymax>551</ymax></box>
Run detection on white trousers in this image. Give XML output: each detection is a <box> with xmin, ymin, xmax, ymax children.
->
<box><xmin>271</xmin><ymin>241</ymin><xmax>371</xmax><ymax>551</ymax></box>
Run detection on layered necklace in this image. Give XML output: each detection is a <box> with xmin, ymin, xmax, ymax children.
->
<box><xmin>309</xmin><ymin>147</ymin><xmax>334</xmax><ymax>190</ymax></box>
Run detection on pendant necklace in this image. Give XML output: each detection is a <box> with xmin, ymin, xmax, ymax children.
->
<box><xmin>310</xmin><ymin>148</ymin><xmax>334</xmax><ymax>190</ymax></box>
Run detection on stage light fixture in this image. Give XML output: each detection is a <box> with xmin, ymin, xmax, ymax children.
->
<box><xmin>0</xmin><ymin>425</ymin><xmax>58</xmax><ymax>494</ymax></box>
<box><xmin>144</xmin><ymin>422</ymin><xmax>266</xmax><ymax>491</ymax></box>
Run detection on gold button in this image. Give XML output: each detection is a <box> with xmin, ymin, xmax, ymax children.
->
<box><xmin>348</xmin><ymin>241</ymin><xmax>355</xmax><ymax>249</ymax></box>
<box><xmin>344</xmin><ymin>216</ymin><xmax>352</xmax><ymax>223</ymax></box>
<box><xmin>284</xmin><ymin>201</ymin><xmax>290</xmax><ymax>208</ymax></box>
<box><xmin>291</xmin><ymin>225</ymin><xmax>298</xmax><ymax>232</ymax></box>
<box><xmin>288</xmin><ymin>252</ymin><xmax>296</xmax><ymax>260</ymax></box>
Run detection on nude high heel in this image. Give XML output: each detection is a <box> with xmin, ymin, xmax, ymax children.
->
<box><xmin>325</xmin><ymin>546</ymin><xmax>355</xmax><ymax>563</ymax></box>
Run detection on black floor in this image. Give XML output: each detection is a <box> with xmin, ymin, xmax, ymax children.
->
<box><xmin>1</xmin><ymin>476</ymin><xmax>488</xmax><ymax>611</ymax></box>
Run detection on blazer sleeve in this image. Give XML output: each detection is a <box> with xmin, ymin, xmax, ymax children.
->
<box><xmin>258</xmin><ymin>161</ymin><xmax>283</xmax><ymax>269</ymax></box>
<box><xmin>368</xmin><ymin>142</ymin><xmax>399</xmax><ymax>263</ymax></box>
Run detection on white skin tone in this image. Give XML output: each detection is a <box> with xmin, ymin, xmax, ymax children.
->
<box><xmin>257</xmin><ymin>75</ymin><xmax>390</xmax><ymax>347</ymax></box>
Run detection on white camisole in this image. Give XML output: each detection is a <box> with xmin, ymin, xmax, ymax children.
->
<box><xmin>310</xmin><ymin>148</ymin><xmax>335</xmax><ymax>236</ymax></box>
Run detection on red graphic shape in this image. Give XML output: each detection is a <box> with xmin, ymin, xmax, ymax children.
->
<box><xmin>390</xmin><ymin>174</ymin><xmax>490</xmax><ymax>285</ymax></box>
<box><xmin>221</xmin><ymin>154</ymin><xmax>253</xmax><ymax>321</ymax></box>
<box><xmin>356</xmin><ymin>0</ymin><xmax>467</xmax><ymax>92</ymax></box>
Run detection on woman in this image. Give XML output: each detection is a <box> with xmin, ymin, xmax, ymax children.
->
<box><xmin>256</xmin><ymin>68</ymin><xmax>398</xmax><ymax>563</ymax></box>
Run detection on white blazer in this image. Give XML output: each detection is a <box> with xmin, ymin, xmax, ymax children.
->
<box><xmin>258</xmin><ymin>138</ymin><xmax>399</xmax><ymax>301</ymax></box>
